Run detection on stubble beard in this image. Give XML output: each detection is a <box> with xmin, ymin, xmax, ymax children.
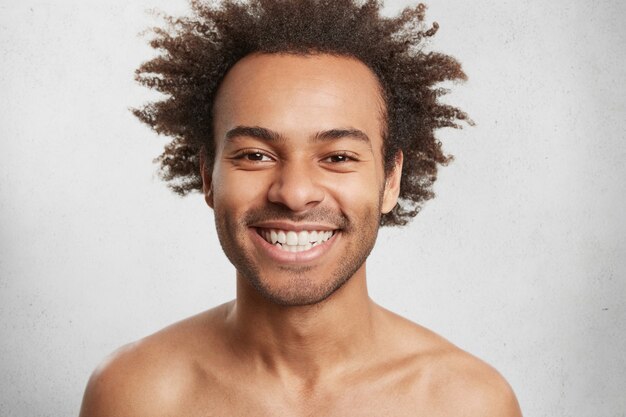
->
<box><xmin>214</xmin><ymin>203</ymin><xmax>382</xmax><ymax>307</ymax></box>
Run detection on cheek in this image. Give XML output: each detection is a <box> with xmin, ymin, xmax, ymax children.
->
<box><xmin>324</xmin><ymin>173</ymin><xmax>383</xmax><ymax>214</ymax></box>
<box><xmin>212</xmin><ymin>169</ymin><xmax>271</xmax><ymax>212</ymax></box>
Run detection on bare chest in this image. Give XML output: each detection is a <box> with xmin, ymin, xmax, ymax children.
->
<box><xmin>174</xmin><ymin>375</ymin><xmax>442</xmax><ymax>417</ymax></box>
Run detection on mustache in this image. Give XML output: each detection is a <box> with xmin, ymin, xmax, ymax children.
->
<box><xmin>242</xmin><ymin>205</ymin><xmax>350</xmax><ymax>229</ymax></box>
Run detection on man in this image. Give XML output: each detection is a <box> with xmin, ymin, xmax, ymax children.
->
<box><xmin>80</xmin><ymin>0</ymin><xmax>522</xmax><ymax>415</ymax></box>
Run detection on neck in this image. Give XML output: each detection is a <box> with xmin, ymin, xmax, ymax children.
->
<box><xmin>225</xmin><ymin>264</ymin><xmax>379</xmax><ymax>384</ymax></box>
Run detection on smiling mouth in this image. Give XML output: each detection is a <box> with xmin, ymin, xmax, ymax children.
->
<box><xmin>256</xmin><ymin>228</ymin><xmax>336</xmax><ymax>253</ymax></box>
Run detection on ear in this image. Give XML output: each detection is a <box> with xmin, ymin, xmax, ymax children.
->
<box><xmin>199</xmin><ymin>151</ymin><xmax>214</xmax><ymax>209</ymax></box>
<box><xmin>381</xmin><ymin>150</ymin><xmax>403</xmax><ymax>214</ymax></box>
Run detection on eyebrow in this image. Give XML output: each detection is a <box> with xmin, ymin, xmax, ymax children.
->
<box><xmin>225</xmin><ymin>126</ymin><xmax>285</xmax><ymax>143</ymax></box>
<box><xmin>313</xmin><ymin>129</ymin><xmax>372</xmax><ymax>147</ymax></box>
<box><xmin>225</xmin><ymin>125</ymin><xmax>371</xmax><ymax>148</ymax></box>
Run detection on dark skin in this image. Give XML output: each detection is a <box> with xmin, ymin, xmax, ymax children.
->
<box><xmin>80</xmin><ymin>54</ymin><xmax>521</xmax><ymax>417</ymax></box>
<box><xmin>133</xmin><ymin>0</ymin><xmax>471</xmax><ymax>227</ymax></box>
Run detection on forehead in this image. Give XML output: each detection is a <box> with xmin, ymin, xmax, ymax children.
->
<box><xmin>212</xmin><ymin>53</ymin><xmax>385</xmax><ymax>145</ymax></box>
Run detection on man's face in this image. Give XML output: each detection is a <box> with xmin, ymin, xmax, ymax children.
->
<box><xmin>205</xmin><ymin>53</ymin><xmax>401</xmax><ymax>306</ymax></box>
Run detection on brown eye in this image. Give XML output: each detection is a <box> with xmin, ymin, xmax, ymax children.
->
<box><xmin>326</xmin><ymin>154</ymin><xmax>354</xmax><ymax>163</ymax></box>
<box><xmin>247</xmin><ymin>152</ymin><xmax>266</xmax><ymax>161</ymax></box>
<box><xmin>233</xmin><ymin>151</ymin><xmax>273</xmax><ymax>162</ymax></box>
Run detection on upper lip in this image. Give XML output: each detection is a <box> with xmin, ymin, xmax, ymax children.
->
<box><xmin>251</xmin><ymin>221</ymin><xmax>338</xmax><ymax>232</ymax></box>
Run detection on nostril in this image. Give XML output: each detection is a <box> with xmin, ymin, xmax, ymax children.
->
<box><xmin>267</xmin><ymin>174</ymin><xmax>325</xmax><ymax>211</ymax></box>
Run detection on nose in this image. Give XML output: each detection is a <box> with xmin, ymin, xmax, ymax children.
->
<box><xmin>267</xmin><ymin>162</ymin><xmax>325</xmax><ymax>212</ymax></box>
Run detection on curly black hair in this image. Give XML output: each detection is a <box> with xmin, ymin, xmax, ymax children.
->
<box><xmin>133</xmin><ymin>0</ymin><xmax>471</xmax><ymax>226</ymax></box>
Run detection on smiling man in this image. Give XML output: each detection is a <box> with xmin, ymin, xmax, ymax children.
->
<box><xmin>209</xmin><ymin>54</ymin><xmax>394</xmax><ymax>308</ymax></box>
<box><xmin>79</xmin><ymin>1</ymin><xmax>522</xmax><ymax>416</ymax></box>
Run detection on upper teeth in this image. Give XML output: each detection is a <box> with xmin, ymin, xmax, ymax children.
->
<box><xmin>259</xmin><ymin>229</ymin><xmax>334</xmax><ymax>251</ymax></box>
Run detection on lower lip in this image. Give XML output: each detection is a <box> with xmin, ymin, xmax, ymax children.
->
<box><xmin>249</xmin><ymin>228</ymin><xmax>338</xmax><ymax>264</ymax></box>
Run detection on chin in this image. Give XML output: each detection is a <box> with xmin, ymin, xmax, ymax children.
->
<box><xmin>242</xmin><ymin>264</ymin><xmax>356</xmax><ymax>307</ymax></box>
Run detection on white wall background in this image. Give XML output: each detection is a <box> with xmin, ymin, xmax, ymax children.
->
<box><xmin>1</xmin><ymin>0</ymin><xmax>625</xmax><ymax>415</ymax></box>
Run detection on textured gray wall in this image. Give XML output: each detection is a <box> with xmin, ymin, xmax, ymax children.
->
<box><xmin>1</xmin><ymin>0</ymin><xmax>625</xmax><ymax>416</ymax></box>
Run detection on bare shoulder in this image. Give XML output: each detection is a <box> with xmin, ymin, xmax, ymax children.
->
<box><xmin>378</xmin><ymin>308</ymin><xmax>522</xmax><ymax>416</ymax></box>
<box><xmin>79</xmin><ymin>303</ymin><xmax>231</xmax><ymax>417</ymax></box>
<box><xmin>424</xmin><ymin>346</ymin><xmax>523</xmax><ymax>417</ymax></box>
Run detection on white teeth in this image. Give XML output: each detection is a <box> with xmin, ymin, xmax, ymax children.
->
<box><xmin>286</xmin><ymin>231</ymin><xmax>298</xmax><ymax>245</ymax></box>
<box><xmin>259</xmin><ymin>228</ymin><xmax>335</xmax><ymax>252</ymax></box>
<box><xmin>297</xmin><ymin>231</ymin><xmax>308</xmax><ymax>245</ymax></box>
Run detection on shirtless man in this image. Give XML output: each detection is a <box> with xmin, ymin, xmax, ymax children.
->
<box><xmin>80</xmin><ymin>1</ymin><xmax>522</xmax><ymax>415</ymax></box>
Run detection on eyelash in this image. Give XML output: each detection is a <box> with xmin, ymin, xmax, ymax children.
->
<box><xmin>323</xmin><ymin>152</ymin><xmax>358</xmax><ymax>163</ymax></box>
<box><xmin>232</xmin><ymin>149</ymin><xmax>274</xmax><ymax>162</ymax></box>
<box><xmin>230</xmin><ymin>150</ymin><xmax>359</xmax><ymax>164</ymax></box>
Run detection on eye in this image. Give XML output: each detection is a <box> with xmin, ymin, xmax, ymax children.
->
<box><xmin>323</xmin><ymin>153</ymin><xmax>357</xmax><ymax>163</ymax></box>
<box><xmin>244</xmin><ymin>152</ymin><xmax>271</xmax><ymax>162</ymax></box>
<box><xmin>232</xmin><ymin>150</ymin><xmax>274</xmax><ymax>162</ymax></box>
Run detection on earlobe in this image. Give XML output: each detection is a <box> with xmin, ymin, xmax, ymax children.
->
<box><xmin>199</xmin><ymin>152</ymin><xmax>214</xmax><ymax>209</ymax></box>
<box><xmin>205</xmin><ymin>186</ymin><xmax>214</xmax><ymax>209</ymax></box>
<box><xmin>381</xmin><ymin>151</ymin><xmax>403</xmax><ymax>214</ymax></box>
